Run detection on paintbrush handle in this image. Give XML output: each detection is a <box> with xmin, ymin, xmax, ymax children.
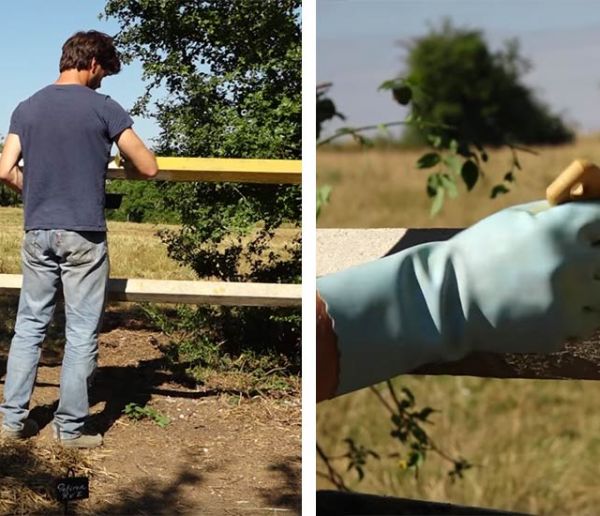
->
<box><xmin>546</xmin><ymin>159</ymin><xmax>600</xmax><ymax>205</ymax></box>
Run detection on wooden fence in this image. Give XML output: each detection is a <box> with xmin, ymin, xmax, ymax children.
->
<box><xmin>0</xmin><ymin>157</ymin><xmax>302</xmax><ymax>307</ymax></box>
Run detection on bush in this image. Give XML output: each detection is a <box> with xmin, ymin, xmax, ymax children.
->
<box><xmin>104</xmin><ymin>0</ymin><xmax>301</xmax><ymax>389</ymax></box>
<box><xmin>401</xmin><ymin>19</ymin><xmax>574</xmax><ymax>146</ymax></box>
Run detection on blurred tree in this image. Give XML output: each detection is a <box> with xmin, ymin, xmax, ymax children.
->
<box><xmin>401</xmin><ymin>19</ymin><xmax>574</xmax><ymax>147</ymax></box>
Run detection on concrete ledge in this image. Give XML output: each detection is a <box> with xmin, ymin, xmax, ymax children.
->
<box><xmin>317</xmin><ymin>228</ymin><xmax>600</xmax><ymax>381</ymax></box>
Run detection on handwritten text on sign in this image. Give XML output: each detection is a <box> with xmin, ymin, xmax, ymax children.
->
<box><xmin>55</xmin><ymin>477</ymin><xmax>89</xmax><ymax>502</ymax></box>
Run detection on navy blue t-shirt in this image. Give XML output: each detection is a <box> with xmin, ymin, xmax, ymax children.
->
<box><xmin>9</xmin><ymin>84</ymin><xmax>133</xmax><ymax>231</ymax></box>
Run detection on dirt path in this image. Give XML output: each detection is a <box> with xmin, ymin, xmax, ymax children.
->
<box><xmin>0</xmin><ymin>307</ymin><xmax>301</xmax><ymax>515</ymax></box>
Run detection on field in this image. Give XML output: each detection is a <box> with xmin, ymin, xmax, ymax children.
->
<box><xmin>0</xmin><ymin>210</ymin><xmax>300</xmax><ymax>514</ymax></box>
<box><xmin>317</xmin><ymin>134</ymin><xmax>600</xmax><ymax>228</ymax></box>
<box><xmin>317</xmin><ymin>135</ymin><xmax>600</xmax><ymax>514</ymax></box>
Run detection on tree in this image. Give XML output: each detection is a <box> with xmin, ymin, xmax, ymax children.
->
<box><xmin>103</xmin><ymin>0</ymin><xmax>301</xmax><ymax>384</ymax></box>
<box><xmin>401</xmin><ymin>19</ymin><xmax>573</xmax><ymax>147</ymax></box>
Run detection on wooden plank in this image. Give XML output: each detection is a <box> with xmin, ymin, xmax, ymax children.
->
<box><xmin>0</xmin><ymin>274</ymin><xmax>301</xmax><ymax>307</ymax></box>
<box><xmin>2</xmin><ymin>154</ymin><xmax>301</xmax><ymax>184</ymax></box>
<box><xmin>107</xmin><ymin>157</ymin><xmax>302</xmax><ymax>184</ymax></box>
<box><xmin>317</xmin><ymin>228</ymin><xmax>600</xmax><ymax>381</ymax></box>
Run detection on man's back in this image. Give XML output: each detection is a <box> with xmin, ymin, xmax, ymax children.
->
<box><xmin>0</xmin><ymin>29</ymin><xmax>157</xmax><ymax>449</ymax></box>
<box><xmin>11</xmin><ymin>84</ymin><xmax>132</xmax><ymax>231</ymax></box>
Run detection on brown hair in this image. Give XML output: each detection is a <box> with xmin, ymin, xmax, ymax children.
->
<box><xmin>59</xmin><ymin>30</ymin><xmax>121</xmax><ymax>75</ymax></box>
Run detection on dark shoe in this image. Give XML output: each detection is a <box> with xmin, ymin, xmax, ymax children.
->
<box><xmin>58</xmin><ymin>433</ymin><xmax>103</xmax><ymax>449</ymax></box>
<box><xmin>1</xmin><ymin>418</ymin><xmax>39</xmax><ymax>440</ymax></box>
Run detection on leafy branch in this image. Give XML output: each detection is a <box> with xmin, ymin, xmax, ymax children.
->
<box><xmin>317</xmin><ymin>80</ymin><xmax>538</xmax><ymax>217</ymax></box>
<box><xmin>317</xmin><ymin>382</ymin><xmax>473</xmax><ymax>489</ymax></box>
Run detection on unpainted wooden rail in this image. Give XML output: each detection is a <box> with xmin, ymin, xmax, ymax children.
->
<box><xmin>0</xmin><ymin>158</ymin><xmax>302</xmax><ymax>307</ymax></box>
<box><xmin>0</xmin><ymin>274</ymin><xmax>301</xmax><ymax>307</ymax></box>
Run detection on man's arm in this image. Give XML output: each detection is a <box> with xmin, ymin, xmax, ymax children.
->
<box><xmin>114</xmin><ymin>128</ymin><xmax>159</xmax><ymax>179</ymax></box>
<box><xmin>0</xmin><ymin>133</ymin><xmax>23</xmax><ymax>192</ymax></box>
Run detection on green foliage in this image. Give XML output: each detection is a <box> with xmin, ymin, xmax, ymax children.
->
<box><xmin>379</xmin><ymin>78</ymin><xmax>534</xmax><ymax>214</ymax></box>
<box><xmin>103</xmin><ymin>0</ymin><xmax>301</xmax><ymax>372</ymax></box>
<box><xmin>123</xmin><ymin>402</ymin><xmax>170</xmax><ymax>428</ymax></box>
<box><xmin>140</xmin><ymin>303</ymin><xmax>300</xmax><ymax>394</ymax></box>
<box><xmin>343</xmin><ymin>438</ymin><xmax>380</xmax><ymax>482</ymax></box>
<box><xmin>318</xmin><ymin>383</ymin><xmax>472</xmax><ymax>488</ymax></box>
<box><xmin>0</xmin><ymin>186</ymin><xmax>21</xmax><ymax>207</ymax></box>
<box><xmin>0</xmin><ymin>141</ymin><xmax>22</xmax><ymax>207</ymax></box>
<box><xmin>317</xmin><ymin>83</ymin><xmax>345</xmax><ymax>140</ymax></box>
<box><xmin>317</xmin><ymin>185</ymin><xmax>332</xmax><ymax>219</ymax></box>
<box><xmin>105</xmin><ymin>180</ymin><xmax>180</xmax><ymax>223</ymax></box>
<box><xmin>399</xmin><ymin>19</ymin><xmax>574</xmax><ymax>147</ymax></box>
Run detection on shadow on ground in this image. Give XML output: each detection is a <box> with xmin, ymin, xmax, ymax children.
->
<box><xmin>0</xmin><ymin>440</ymin><xmax>209</xmax><ymax>515</ymax></box>
<box><xmin>0</xmin><ymin>301</ymin><xmax>301</xmax><ymax>514</ymax></box>
<box><xmin>261</xmin><ymin>456</ymin><xmax>302</xmax><ymax>512</ymax></box>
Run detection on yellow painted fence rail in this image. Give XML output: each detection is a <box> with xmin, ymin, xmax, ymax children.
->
<box><xmin>108</xmin><ymin>156</ymin><xmax>302</xmax><ymax>184</ymax></box>
<box><xmin>0</xmin><ymin>157</ymin><xmax>302</xmax><ymax>307</ymax></box>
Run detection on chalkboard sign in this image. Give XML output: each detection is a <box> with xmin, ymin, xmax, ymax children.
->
<box><xmin>55</xmin><ymin>476</ymin><xmax>89</xmax><ymax>502</ymax></box>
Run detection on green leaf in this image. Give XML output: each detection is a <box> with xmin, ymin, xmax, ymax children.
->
<box><xmin>378</xmin><ymin>79</ymin><xmax>403</xmax><ymax>91</ymax></box>
<box><xmin>513</xmin><ymin>154</ymin><xmax>522</xmax><ymax>170</ymax></box>
<box><xmin>416</xmin><ymin>407</ymin><xmax>436</xmax><ymax>422</ymax></box>
<box><xmin>357</xmin><ymin>466</ymin><xmax>364</xmax><ymax>481</ymax></box>
<box><xmin>461</xmin><ymin>160</ymin><xmax>479</xmax><ymax>191</ymax></box>
<box><xmin>491</xmin><ymin>184</ymin><xmax>510</xmax><ymax>198</ymax></box>
<box><xmin>392</xmin><ymin>85</ymin><xmax>412</xmax><ymax>105</ymax></box>
<box><xmin>440</xmin><ymin>174</ymin><xmax>458</xmax><ymax>199</ymax></box>
<box><xmin>430</xmin><ymin>188</ymin><xmax>445</xmax><ymax>217</ymax></box>
<box><xmin>426</xmin><ymin>173</ymin><xmax>441</xmax><ymax>198</ymax></box>
<box><xmin>412</xmin><ymin>425</ymin><xmax>429</xmax><ymax>444</ymax></box>
<box><xmin>316</xmin><ymin>98</ymin><xmax>336</xmax><ymax>121</ymax></box>
<box><xmin>504</xmin><ymin>171</ymin><xmax>515</xmax><ymax>182</ymax></box>
<box><xmin>442</xmin><ymin>155</ymin><xmax>461</xmax><ymax>175</ymax></box>
<box><xmin>401</xmin><ymin>387</ymin><xmax>415</xmax><ymax>404</ymax></box>
<box><xmin>427</xmin><ymin>134</ymin><xmax>443</xmax><ymax>149</ymax></box>
<box><xmin>417</xmin><ymin>152</ymin><xmax>441</xmax><ymax>169</ymax></box>
<box><xmin>377</xmin><ymin>123</ymin><xmax>391</xmax><ymax>139</ymax></box>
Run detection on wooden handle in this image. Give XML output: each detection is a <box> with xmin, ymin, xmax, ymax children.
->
<box><xmin>546</xmin><ymin>159</ymin><xmax>600</xmax><ymax>205</ymax></box>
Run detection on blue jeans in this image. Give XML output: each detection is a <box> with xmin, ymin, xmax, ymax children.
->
<box><xmin>0</xmin><ymin>230</ymin><xmax>109</xmax><ymax>438</ymax></box>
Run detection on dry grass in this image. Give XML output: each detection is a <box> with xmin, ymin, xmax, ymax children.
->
<box><xmin>0</xmin><ymin>208</ymin><xmax>299</xmax><ymax>281</ymax></box>
<box><xmin>317</xmin><ymin>134</ymin><xmax>600</xmax><ymax>228</ymax></box>
<box><xmin>317</xmin><ymin>376</ymin><xmax>600</xmax><ymax>514</ymax></box>
<box><xmin>0</xmin><ymin>438</ymin><xmax>105</xmax><ymax>514</ymax></box>
<box><xmin>317</xmin><ymin>135</ymin><xmax>600</xmax><ymax>514</ymax></box>
<box><xmin>0</xmin><ymin>208</ymin><xmax>197</xmax><ymax>279</ymax></box>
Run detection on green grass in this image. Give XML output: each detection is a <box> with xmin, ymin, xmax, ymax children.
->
<box><xmin>123</xmin><ymin>402</ymin><xmax>171</xmax><ymax>428</ymax></box>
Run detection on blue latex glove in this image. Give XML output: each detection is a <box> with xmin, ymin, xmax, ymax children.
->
<box><xmin>317</xmin><ymin>200</ymin><xmax>600</xmax><ymax>396</ymax></box>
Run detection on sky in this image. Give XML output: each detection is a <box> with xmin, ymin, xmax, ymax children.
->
<box><xmin>0</xmin><ymin>1</ymin><xmax>159</xmax><ymax>143</ymax></box>
<box><xmin>317</xmin><ymin>0</ymin><xmax>600</xmax><ymax>139</ymax></box>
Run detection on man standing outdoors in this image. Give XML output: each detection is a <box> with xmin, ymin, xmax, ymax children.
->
<box><xmin>0</xmin><ymin>30</ymin><xmax>158</xmax><ymax>448</ymax></box>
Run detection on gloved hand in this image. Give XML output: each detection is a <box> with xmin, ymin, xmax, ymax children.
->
<box><xmin>317</xmin><ymin>200</ymin><xmax>600</xmax><ymax>396</ymax></box>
